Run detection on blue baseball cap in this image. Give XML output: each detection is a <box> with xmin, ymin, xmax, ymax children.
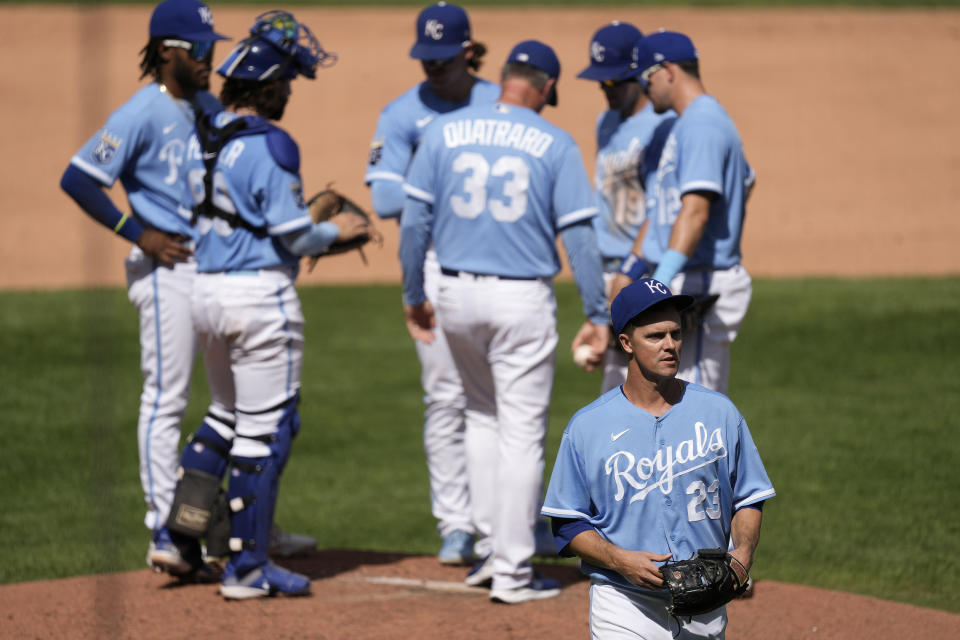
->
<box><xmin>506</xmin><ymin>39</ymin><xmax>560</xmax><ymax>106</ymax></box>
<box><xmin>149</xmin><ymin>0</ymin><xmax>228</xmax><ymax>42</ymax></box>
<box><xmin>577</xmin><ymin>21</ymin><xmax>643</xmax><ymax>82</ymax></box>
<box><xmin>611</xmin><ymin>278</ymin><xmax>694</xmax><ymax>334</ymax></box>
<box><xmin>409</xmin><ymin>2</ymin><xmax>472</xmax><ymax>61</ymax></box>
<box><xmin>637</xmin><ymin>30</ymin><xmax>698</xmax><ymax>73</ymax></box>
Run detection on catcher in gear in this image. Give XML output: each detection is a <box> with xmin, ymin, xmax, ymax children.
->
<box><xmin>304</xmin><ymin>188</ymin><xmax>382</xmax><ymax>272</ymax></box>
<box><xmin>542</xmin><ymin>278</ymin><xmax>774</xmax><ymax>639</ymax></box>
<box><xmin>171</xmin><ymin>10</ymin><xmax>370</xmax><ymax>600</ymax></box>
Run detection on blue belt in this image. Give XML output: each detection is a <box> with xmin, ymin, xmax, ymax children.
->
<box><xmin>440</xmin><ymin>267</ymin><xmax>537</xmax><ymax>281</ymax></box>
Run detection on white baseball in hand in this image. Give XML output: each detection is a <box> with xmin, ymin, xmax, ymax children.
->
<box><xmin>573</xmin><ymin>344</ymin><xmax>597</xmax><ymax>369</ymax></box>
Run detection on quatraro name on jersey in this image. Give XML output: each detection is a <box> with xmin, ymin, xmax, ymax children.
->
<box><xmin>605</xmin><ymin>421</ymin><xmax>726</xmax><ymax>504</ymax></box>
<box><xmin>442</xmin><ymin>118</ymin><xmax>554</xmax><ymax>158</ymax></box>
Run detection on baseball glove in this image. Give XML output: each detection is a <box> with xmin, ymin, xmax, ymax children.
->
<box><xmin>660</xmin><ymin>548</ymin><xmax>750</xmax><ymax>617</ymax></box>
<box><xmin>305</xmin><ymin>187</ymin><xmax>382</xmax><ymax>272</ymax></box>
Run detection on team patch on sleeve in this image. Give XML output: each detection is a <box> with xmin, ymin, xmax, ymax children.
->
<box><xmin>91</xmin><ymin>130</ymin><xmax>122</xmax><ymax>164</ymax></box>
<box><xmin>368</xmin><ymin>139</ymin><xmax>384</xmax><ymax>166</ymax></box>
<box><xmin>290</xmin><ymin>180</ymin><xmax>306</xmax><ymax>208</ymax></box>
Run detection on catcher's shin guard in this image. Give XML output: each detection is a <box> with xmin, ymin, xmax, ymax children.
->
<box><xmin>226</xmin><ymin>455</ymin><xmax>279</xmax><ymax>575</ymax></box>
<box><xmin>166</xmin><ymin>417</ymin><xmax>235</xmax><ymax>539</ymax></box>
<box><xmin>226</xmin><ymin>398</ymin><xmax>299</xmax><ymax>576</ymax></box>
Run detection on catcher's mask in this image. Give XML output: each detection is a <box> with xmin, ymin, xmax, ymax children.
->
<box><xmin>217</xmin><ymin>10</ymin><xmax>336</xmax><ymax>81</ymax></box>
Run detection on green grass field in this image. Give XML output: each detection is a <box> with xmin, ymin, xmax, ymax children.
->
<box><xmin>0</xmin><ymin>278</ymin><xmax>958</xmax><ymax>612</ymax></box>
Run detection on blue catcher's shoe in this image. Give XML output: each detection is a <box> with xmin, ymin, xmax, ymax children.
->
<box><xmin>219</xmin><ymin>561</ymin><xmax>311</xmax><ymax>600</ymax></box>
<box><xmin>490</xmin><ymin>573</ymin><xmax>561</xmax><ymax>604</ymax></box>
<box><xmin>464</xmin><ymin>554</ymin><xmax>495</xmax><ymax>587</ymax></box>
<box><xmin>438</xmin><ymin>529</ymin><xmax>474</xmax><ymax>566</ymax></box>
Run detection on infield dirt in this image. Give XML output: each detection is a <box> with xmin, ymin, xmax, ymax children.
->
<box><xmin>1</xmin><ymin>551</ymin><xmax>959</xmax><ymax>639</ymax></box>
<box><xmin>1</xmin><ymin>5</ymin><xmax>958</xmax><ymax>638</ymax></box>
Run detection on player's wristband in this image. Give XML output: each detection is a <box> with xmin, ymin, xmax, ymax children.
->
<box><xmin>651</xmin><ymin>249</ymin><xmax>688</xmax><ymax>286</ymax></box>
<box><xmin>113</xmin><ymin>213</ymin><xmax>144</xmax><ymax>243</ymax></box>
<box><xmin>618</xmin><ymin>252</ymin><xmax>649</xmax><ymax>281</ymax></box>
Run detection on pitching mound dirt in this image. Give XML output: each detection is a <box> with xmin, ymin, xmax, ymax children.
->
<box><xmin>2</xmin><ymin>551</ymin><xmax>958</xmax><ymax>639</ymax></box>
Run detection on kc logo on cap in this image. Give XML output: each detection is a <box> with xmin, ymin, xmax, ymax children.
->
<box><xmin>425</xmin><ymin>18</ymin><xmax>443</xmax><ymax>40</ymax></box>
<box><xmin>611</xmin><ymin>277</ymin><xmax>694</xmax><ymax>334</ymax></box>
<box><xmin>409</xmin><ymin>2</ymin><xmax>471</xmax><ymax>60</ymax></box>
<box><xmin>591</xmin><ymin>41</ymin><xmax>605</xmax><ymax>63</ymax></box>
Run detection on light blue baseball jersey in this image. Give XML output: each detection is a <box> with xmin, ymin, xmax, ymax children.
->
<box><xmin>402</xmin><ymin>102</ymin><xmax>597</xmax><ymax>278</ymax></box>
<box><xmin>364</xmin><ymin>79</ymin><xmax>501</xmax><ymax>214</ymax></box>
<box><xmin>69</xmin><ymin>83</ymin><xmax>220</xmax><ymax>238</ymax></box>
<box><xmin>542</xmin><ymin>383</ymin><xmax>774</xmax><ymax>593</ymax></box>
<box><xmin>642</xmin><ymin>95</ymin><xmax>754</xmax><ymax>270</ymax></box>
<box><xmin>184</xmin><ymin>112</ymin><xmax>312</xmax><ymax>273</ymax></box>
<box><xmin>593</xmin><ymin>103</ymin><xmax>674</xmax><ymax>261</ymax></box>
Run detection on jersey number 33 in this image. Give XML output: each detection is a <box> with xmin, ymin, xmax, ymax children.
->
<box><xmin>450</xmin><ymin>151</ymin><xmax>529</xmax><ymax>223</ymax></box>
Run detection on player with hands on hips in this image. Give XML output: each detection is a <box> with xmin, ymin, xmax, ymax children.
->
<box><xmin>542</xmin><ymin>278</ymin><xmax>774</xmax><ymax>638</ymax></box>
<box><xmin>167</xmin><ymin>10</ymin><xmax>364</xmax><ymax>599</ymax></box>
<box><xmin>365</xmin><ymin>2</ymin><xmax>501</xmax><ymax>566</ymax></box>
<box><xmin>609</xmin><ymin>31</ymin><xmax>755</xmax><ymax>395</ymax></box>
<box><xmin>400</xmin><ymin>40</ymin><xmax>609</xmax><ymax>603</ymax></box>
<box><xmin>58</xmin><ymin>0</ymin><xmax>231</xmax><ymax>579</ymax></box>
<box><xmin>576</xmin><ymin>21</ymin><xmax>678</xmax><ymax>390</ymax></box>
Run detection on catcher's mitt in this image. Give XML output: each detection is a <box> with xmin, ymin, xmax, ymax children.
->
<box><xmin>660</xmin><ymin>548</ymin><xmax>749</xmax><ymax>617</ymax></box>
<box><xmin>305</xmin><ymin>187</ymin><xmax>382</xmax><ymax>272</ymax></box>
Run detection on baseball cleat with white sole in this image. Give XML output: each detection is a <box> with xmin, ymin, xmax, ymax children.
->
<box><xmin>147</xmin><ymin>527</ymin><xmax>198</xmax><ymax>576</ymax></box>
<box><xmin>464</xmin><ymin>554</ymin><xmax>495</xmax><ymax>587</ymax></box>
<box><xmin>490</xmin><ymin>574</ymin><xmax>561</xmax><ymax>604</ymax></box>
<box><xmin>220</xmin><ymin>561</ymin><xmax>311</xmax><ymax>600</ymax></box>
<box><xmin>438</xmin><ymin>529</ymin><xmax>475</xmax><ymax>566</ymax></box>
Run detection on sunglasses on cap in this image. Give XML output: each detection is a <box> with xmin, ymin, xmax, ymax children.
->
<box><xmin>601</xmin><ymin>77</ymin><xmax>639</xmax><ymax>88</ymax></box>
<box><xmin>640</xmin><ymin>63</ymin><xmax>664</xmax><ymax>84</ymax></box>
<box><xmin>163</xmin><ymin>39</ymin><xmax>215</xmax><ymax>61</ymax></box>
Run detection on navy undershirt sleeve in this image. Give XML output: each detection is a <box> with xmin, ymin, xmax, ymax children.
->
<box><xmin>60</xmin><ymin>164</ymin><xmax>143</xmax><ymax>243</ymax></box>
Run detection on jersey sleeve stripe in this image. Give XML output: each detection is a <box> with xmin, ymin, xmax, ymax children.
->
<box><xmin>557</xmin><ymin>206</ymin><xmax>598</xmax><ymax>229</ymax></box>
<box><xmin>70</xmin><ymin>156</ymin><xmax>114</xmax><ymax>187</ymax></box>
<box><xmin>402</xmin><ymin>183</ymin><xmax>435</xmax><ymax>205</ymax></box>
<box><xmin>269</xmin><ymin>216</ymin><xmax>313</xmax><ymax>235</ymax></box>
<box><xmin>680</xmin><ymin>179</ymin><xmax>722</xmax><ymax>195</ymax></box>
<box><xmin>540</xmin><ymin>506</ymin><xmax>592</xmax><ymax>520</ymax></box>
<box><xmin>364</xmin><ymin>170</ymin><xmax>405</xmax><ymax>184</ymax></box>
<box><xmin>734</xmin><ymin>488</ymin><xmax>776</xmax><ymax>510</ymax></box>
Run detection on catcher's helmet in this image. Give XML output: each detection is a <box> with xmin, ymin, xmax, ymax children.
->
<box><xmin>218</xmin><ymin>10</ymin><xmax>336</xmax><ymax>81</ymax></box>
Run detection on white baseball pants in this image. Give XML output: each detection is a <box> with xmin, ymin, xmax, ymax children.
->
<box><xmin>436</xmin><ymin>274</ymin><xmax>557</xmax><ymax>590</ymax></box>
<box><xmin>589</xmin><ymin>581</ymin><xmax>726</xmax><ymax>639</ymax></box>
<box><xmin>191</xmin><ymin>269</ymin><xmax>303</xmax><ymax>459</ymax></box>
<box><xmin>601</xmin><ymin>270</ymin><xmax>630</xmax><ymax>393</ymax></box>
<box><xmin>126</xmin><ymin>247</ymin><xmax>199</xmax><ymax>531</ymax></box>
<box><xmin>417</xmin><ymin>250</ymin><xmax>472</xmax><ymax>538</ymax></box>
<box><xmin>670</xmin><ymin>264</ymin><xmax>752</xmax><ymax>395</ymax></box>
